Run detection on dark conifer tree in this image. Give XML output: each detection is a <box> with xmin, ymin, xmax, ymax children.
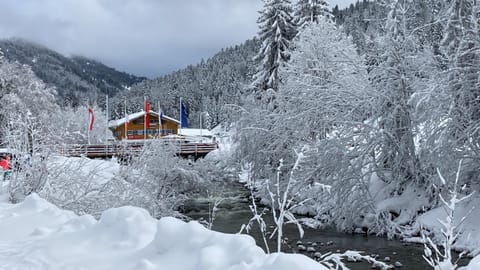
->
<box><xmin>252</xmin><ymin>0</ymin><xmax>296</xmax><ymax>94</ymax></box>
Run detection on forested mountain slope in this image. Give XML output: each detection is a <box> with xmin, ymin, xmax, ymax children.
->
<box><xmin>332</xmin><ymin>0</ymin><xmax>443</xmax><ymax>54</ymax></box>
<box><xmin>110</xmin><ymin>38</ymin><xmax>260</xmax><ymax>127</ymax></box>
<box><xmin>0</xmin><ymin>39</ymin><xmax>146</xmax><ymax>107</ymax></box>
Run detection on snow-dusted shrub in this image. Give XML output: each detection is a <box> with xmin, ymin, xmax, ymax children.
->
<box><xmin>422</xmin><ymin>161</ymin><xmax>474</xmax><ymax>270</ymax></box>
<box><xmin>120</xmin><ymin>141</ymin><xmax>206</xmax><ymax>218</ymax></box>
<box><xmin>7</xmin><ymin>150</ymin><xmax>51</xmax><ymax>203</ymax></box>
<box><xmin>241</xmin><ymin>150</ymin><xmax>328</xmax><ymax>253</ymax></box>
<box><xmin>240</xmin><ymin>163</ymin><xmax>271</xmax><ymax>253</ymax></box>
<box><xmin>266</xmin><ymin>152</ymin><xmax>309</xmax><ymax>252</ymax></box>
<box><xmin>8</xmin><ymin>141</ymin><xmax>214</xmax><ymax>218</ymax></box>
<box><xmin>36</xmin><ymin>156</ymin><xmax>125</xmax><ymax>216</ymax></box>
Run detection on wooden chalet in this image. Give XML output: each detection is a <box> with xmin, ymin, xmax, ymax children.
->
<box><xmin>56</xmin><ymin>110</ymin><xmax>221</xmax><ymax>159</ymax></box>
<box><xmin>108</xmin><ymin>110</ymin><xmax>180</xmax><ymax>140</ymax></box>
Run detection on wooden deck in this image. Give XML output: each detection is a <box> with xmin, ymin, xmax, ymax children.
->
<box><xmin>53</xmin><ymin>141</ymin><xmax>218</xmax><ymax>159</ymax></box>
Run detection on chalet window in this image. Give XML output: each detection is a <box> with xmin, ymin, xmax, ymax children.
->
<box><xmin>127</xmin><ymin>130</ymin><xmax>139</xmax><ymax>135</ymax></box>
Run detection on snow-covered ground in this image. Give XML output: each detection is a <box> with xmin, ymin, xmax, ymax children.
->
<box><xmin>0</xmin><ymin>193</ymin><xmax>326</xmax><ymax>270</ymax></box>
<box><xmin>1</xmin><ymin>148</ymin><xmax>478</xmax><ymax>269</ymax></box>
<box><xmin>365</xmin><ymin>174</ymin><xmax>480</xmax><ymax>256</ymax></box>
<box><xmin>407</xmin><ymin>193</ymin><xmax>480</xmax><ymax>255</ymax></box>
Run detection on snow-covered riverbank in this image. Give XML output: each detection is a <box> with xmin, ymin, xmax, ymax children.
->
<box><xmin>0</xmin><ymin>156</ymin><xmax>479</xmax><ymax>269</ymax></box>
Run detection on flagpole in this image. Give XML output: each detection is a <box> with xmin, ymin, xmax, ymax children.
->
<box><xmin>87</xmin><ymin>102</ymin><xmax>90</xmax><ymax>145</ymax></box>
<box><xmin>179</xmin><ymin>97</ymin><xmax>182</xmax><ymax>131</ymax></box>
<box><xmin>144</xmin><ymin>96</ymin><xmax>147</xmax><ymax>141</ymax></box>
<box><xmin>105</xmin><ymin>94</ymin><xmax>109</xmax><ymax>143</ymax></box>
<box><xmin>157</xmin><ymin>101</ymin><xmax>161</xmax><ymax>138</ymax></box>
<box><xmin>124</xmin><ymin>98</ymin><xmax>128</xmax><ymax>141</ymax></box>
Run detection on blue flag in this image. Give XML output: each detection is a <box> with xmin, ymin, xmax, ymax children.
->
<box><xmin>181</xmin><ymin>101</ymin><xmax>188</xmax><ymax>128</ymax></box>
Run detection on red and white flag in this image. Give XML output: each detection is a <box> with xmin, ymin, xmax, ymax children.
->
<box><xmin>88</xmin><ymin>105</ymin><xmax>94</xmax><ymax>131</ymax></box>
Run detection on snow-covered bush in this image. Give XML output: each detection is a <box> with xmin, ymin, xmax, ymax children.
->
<box><xmin>242</xmin><ymin>152</ymin><xmax>309</xmax><ymax>253</ymax></box>
<box><xmin>7</xmin><ymin>140</ymin><xmax>214</xmax><ymax>218</ymax></box>
<box><xmin>119</xmin><ymin>141</ymin><xmax>206</xmax><ymax>218</ymax></box>
<box><xmin>266</xmin><ymin>153</ymin><xmax>308</xmax><ymax>252</ymax></box>
<box><xmin>422</xmin><ymin>161</ymin><xmax>474</xmax><ymax>270</ymax></box>
<box><xmin>36</xmin><ymin>156</ymin><xmax>126</xmax><ymax>216</ymax></box>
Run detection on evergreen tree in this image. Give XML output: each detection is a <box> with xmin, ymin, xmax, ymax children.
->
<box><xmin>252</xmin><ymin>0</ymin><xmax>296</xmax><ymax>95</ymax></box>
<box><xmin>294</xmin><ymin>0</ymin><xmax>331</xmax><ymax>27</ymax></box>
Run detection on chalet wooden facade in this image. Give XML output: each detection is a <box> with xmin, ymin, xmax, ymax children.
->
<box><xmin>108</xmin><ymin>111</ymin><xmax>180</xmax><ymax>140</ymax></box>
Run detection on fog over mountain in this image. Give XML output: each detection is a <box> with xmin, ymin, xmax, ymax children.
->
<box><xmin>0</xmin><ymin>0</ymin><xmax>355</xmax><ymax>77</ymax></box>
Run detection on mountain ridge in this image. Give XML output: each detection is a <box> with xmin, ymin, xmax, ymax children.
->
<box><xmin>0</xmin><ymin>38</ymin><xmax>146</xmax><ymax>106</ymax></box>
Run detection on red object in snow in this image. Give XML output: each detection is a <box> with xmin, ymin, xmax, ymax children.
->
<box><xmin>0</xmin><ymin>156</ymin><xmax>10</xmax><ymax>170</ymax></box>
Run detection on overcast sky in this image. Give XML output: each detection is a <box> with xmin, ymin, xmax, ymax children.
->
<box><xmin>0</xmin><ymin>0</ymin><xmax>354</xmax><ymax>78</ymax></box>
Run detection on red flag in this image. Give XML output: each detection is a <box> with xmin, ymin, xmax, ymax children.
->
<box><xmin>144</xmin><ymin>99</ymin><xmax>150</xmax><ymax>129</ymax></box>
<box><xmin>88</xmin><ymin>106</ymin><xmax>94</xmax><ymax>131</ymax></box>
<box><xmin>125</xmin><ymin>113</ymin><xmax>129</xmax><ymax>136</ymax></box>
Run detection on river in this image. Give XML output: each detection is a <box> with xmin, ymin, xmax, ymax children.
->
<box><xmin>183</xmin><ymin>188</ymin><xmax>469</xmax><ymax>269</ymax></box>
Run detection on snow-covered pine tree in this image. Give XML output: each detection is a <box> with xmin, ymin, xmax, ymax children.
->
<box><xmin>294</xmin><ymin>0</ymin><xmax>331</xmax><ymax>27</ymax></box>
<box><xmin>252</xmin><ymin>0</ymin><xmax>296</xmax><ymax>96</ymax></box>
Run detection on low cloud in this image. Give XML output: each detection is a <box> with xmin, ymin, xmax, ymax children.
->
<box><xmin>0</xmin><ymin>0</ymin><xmax>352</xmax><ymax>78</ymax></box>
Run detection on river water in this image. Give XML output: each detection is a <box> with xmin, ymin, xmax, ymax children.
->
<box><xmin>183</xmin><ymin>187</ymin><xmax>470</xmax><ymax>269</ymax></box>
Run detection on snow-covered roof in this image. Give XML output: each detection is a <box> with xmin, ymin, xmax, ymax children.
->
<box><xmin>108</xmin><ymin>110</ymin><xmax>180</xmax><ymax>128</ymax></box>
<box><xmin>178</xmin><ymin>128</ymin><xmax>213</xmax><ymax>137</ymax></box>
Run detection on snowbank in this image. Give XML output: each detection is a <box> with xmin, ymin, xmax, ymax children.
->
<box><xmin>460</xmin><ymin>254</ymin><xmax>480</xmax><ymax>270</ymax></box>
<box><xmin>0</xmin><ymin>194</ymin><xmax>326</xmax><ymax>270</ymax></box>
<box><xmin>411</xmin><ymin>193</ymin><xmax>480</xmax><ymax>255</ymax></box>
